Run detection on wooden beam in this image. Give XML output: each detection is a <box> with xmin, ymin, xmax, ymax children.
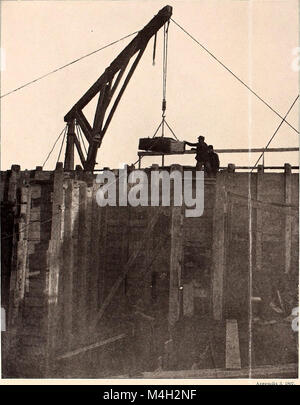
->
<box><xmin>92</xmin><ymin>62</ymin><xmax>130</xmax><ymax>136</ymax></box>
<box><xmin>183</xmin><ymin>282</ymin><xmax>194</xmax><ymax>316</ymax></box>
<box><xmin>45</xmin><ymin>165</ymin><xmax>64</xmax><ymax>376</ymax></box>
<box><xmin>8</xmin><ymin>184</ymin><xmax>31</xmax><ymax>328</ymax></box>
<box><xmin>64</xmin><ymin>120</ymin><xmax>76</xmax><ymax>170</ymax></box>
<box><xmin>255</xmin><ymin>169</ymin><xmax>263</xmax><ymax>294</ymax></box>
<box><xmin>64</xmin><ymin>5</ymin><xmax>172</xmax><ymax>120</ymax></box>
<box><xmin>109</xmin><ymin>63</ymin><xmax>129</xmax><ymax>97</ymax></box>
<box><xmin>84</xmin><ymin>47</ymin><xmax>147</xmax><ymax>171</ymax></box>
<box><xmin>168</xmin><ymin>165</ymin><xmax>184</xmax><ymax>328</ymax></box>
<box><xmin>73</xmin><ymin>134</ymin><xmax>86</xmax><ymax>167</ymax></box>
<box><xmin>57</xmin><ymin>333</ymin><xmax>126</xmax><ymax>360</ymax></box>
<box><xmin>143</xmin><ymin>363</ymin><xmax>297</xmax><ymax>379</ymax></box>
<box><xmin>92</xmin><ymin>84</ymin><xmax>108</xmax><ymax>133</ymax></box>
<box><xmin>62</xmin><ymin>180</ymin><xmax>75</xmax><ymax>349</ymax></box>
<box><xmin>211</xmin><ymin>172</ymin><xmax>227</xmax><ymax>320</ymax></box>
<box><xmin>138</xmin><ymin>147</ymin><xmax>299</xmax><ymax>157</ymax></box>
<box><xmin>284</xmin><ymin>164</ymin><xmax>292</xmax><ymax>274</ymax></box>
<box><xmin>225</xmin><ymin>319</ymin><xmax>241</xmax><ymax>369</ymax></box>
<box><xmin>168</xmin><ymin>205</ymin><xmax>184</xmax><ymax>328</ymax></box>
<box><xmin>75</xmin><ymin>110</ymin><xmax>93</xmax><ymax>143</ymax></box>
<box><xmin>101</xmin><ymin>46</ymin><xmax>147</xmax><ymax>139</ymax></box>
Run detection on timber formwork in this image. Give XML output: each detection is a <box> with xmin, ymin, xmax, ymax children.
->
<box><xmin>1</xmin><ymin>164</ymin><xmax>298</xmax><ymax>378</ymax></box>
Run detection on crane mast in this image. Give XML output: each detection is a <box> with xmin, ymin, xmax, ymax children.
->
<box><xmin>64</xmin><ymin>5</ymin><xmax>172</xmax><ymax>171</ymax></box>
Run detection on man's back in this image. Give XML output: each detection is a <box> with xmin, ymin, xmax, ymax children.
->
<box><xmin>210</xmin><ymin>152</ymin><xmax>220</xmax><ymax>172</ymax></box>
<box><xmin>195</xmin><ymin>140</ymin><xmax>209</xmax><ymax>161</ymax></box>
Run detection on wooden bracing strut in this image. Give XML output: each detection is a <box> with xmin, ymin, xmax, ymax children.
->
<box><xmin>64</xmin><ymin>5</ymin><xmax>173</xmax><ymax>171</ymax></box>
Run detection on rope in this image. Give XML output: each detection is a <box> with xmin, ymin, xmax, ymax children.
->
<box><xmin>151</xmin><ymin>120</ymin><xmax>163</xmax><ymax>139</ymax></box>
<box><xmin>42</xmin><ymin>126</ymin><xmax>67</xmax><ymax>169</ymax></box>
<box><xmin>171</xmin><ymin>18</ymin><xmax>299</xmax><ymax>136</ymax></box>
<box><xmin>56</xmin><ymin>126</ymin><xmax>67</xmax><ymax>164</ymax></box>
<box><xmin>164</xmin><ymin>120</ymin><xmax>179</xmax><ymax>141</ymax></box>
<box><xmin>161</xmin><ymin>22</ymin><xmax>170</xmax><ymax>137</ymax></box>
<box><xmin>162</xmin><ymin>22</ymin><xmax>169</xmax><ymax>104</ymax></box>
<box><xmin>76</xmin><ymin>124</ymin><xmax>88</xmax><ymax>155</ymax></box>
<box><xmin>0</xmin><ymin>31</ymin><xmax>139</xmax><ymax>99</ymax></box>
<box><xmin>251</xmin><ymin>95</ymin><xmax>299</xmax><ymax>172</ymax></box>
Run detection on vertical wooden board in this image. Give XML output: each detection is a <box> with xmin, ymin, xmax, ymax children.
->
<box><xmin>211</xmin><ymin>173</ymin><xmax>227</xmax><ymax>320</ymax></box>
<box><xmin>255</xmin><ymin>173</ymin><xmax>263</xmax><ymax>275</ymax></box>
<box><xmin>139</xmin><ymin>207</ymin><xmax>152</xmax><ymax>306</ymax></box>
<box><xmin>50</xmin><ymin>169</ymin><xmax>64</xmax><ymax>239</ymax></box>
<box><xmin>62</xmin><ymin>179</ymin><xmax>74</xmax><ymax>349</ymax></box>
<box><xmin>183</xmin><ymin>282</ymin><xmax>194</xmax><ymax>317</ymax></box>
<box><xmin>76</xmin><ymin>182</ymin><xmax>88</xmax><ymax>339</ymax></box>
<box><xmin>88</xmin><ymin>183</ymin><xmax>101</xmax><ymax>323</ymax></box>
<box><xmin>84</xmin><ymin>185</ymin><xmax>93</xmax><ymax>328</ymax></box>
<box><xmin>70</xmin><ymin>181</ymin><xmax>80</xmax><ymax>343</ymax></box>
<box><xmin>253</xmin><ymin>172</ymin><xmax>263</xmax><ymax>315</ymax></box>
<box><xmin>225</xmin><ymin>199</ymin><xmax>250</xmax><ymax>319</ymax></box>
<box><xmin>98</xmin><ymin>204</ymin><xmax>107</xmax><ymax>308</ymax></box>
<box><xmin>8</xmin><ymin>186</ymin><xmax>31</xmax><ymax>328</ymax></box>
<box><xmin>72</xmin><ymin>181</ymin><xmax>80</xmax><ymax>346</ymax></box>
<box><xmin>56</xmin><ymin>176</ymin><xmax>67</xmax><ymax>354</ymax></box>
<box><xmin>168</xmin><ymin>206</ymin><xmax>183</xmax><ymax>328</ymax></box>
<box><xmin>7</xmin><ymin>166</ymin><xmax>20</xmax><ymax>203</ymax></box>
<box><xmin>120</xmin><ymin>206</ymin><xmax>130</xmax><ymax>303</ymax></box>
<box><xmin>284</xmin><ymin>170</ymin><xmax>292</xmax><ymax>274</ymax></box>
<box><xmin>225</xmin><ymin>319</ymin><xmax>241</xmax><ymax>369</ymax></box>
<box><xmin>45</xmin><ymin>239</ymin><xmax>62</xmax><ymax>375</ymax></box>
<box><xmin>43</xmin><ymin>168</ymin><xmax>64</xmax><ymax>376</ymax></box>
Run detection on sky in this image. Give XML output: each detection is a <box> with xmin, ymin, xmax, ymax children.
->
<box><xmin>1</xmin><ymin>0</ymin><xmax>299</xmax><ymax>170</ymax></box>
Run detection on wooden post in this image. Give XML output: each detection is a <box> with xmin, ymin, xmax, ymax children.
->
<box><xmin>255</xmin><ymin>170</ymin><xmax>263</xmax><ymax>290</ymax></box>
<box><xmin>89</xmin><ymin>183</ymin><xmax>102</xmax><ymax>323</ymax></box>
<box><xmin>64</xmin><ymin>120</ymin><xmax>76</xmax><ymax>171</ymax></box>
<box><xmin>168</xmin><ymin>165</ymin><xmax>184</xmax><ymax>329</ymax></box>
<box><xmin>45</xmin><ymin>164</ymin><xmax>64</xmax><ymax>376</ymax></box>
<box><xmin>284</xmin><ymin>164</ymin><xmax>292</xmax><ymax>274</ymax></box>
<box><xmin>183</xmin><ymin>282</ymin><xmax>194</xmax><ymax>317</ymax></box>
<box><xmin>225</xmin><ymin>319</ymin><xmax>241</xmax><ymax>369</ymax></box>
<box><xmin>8</xmin><ymin>181</ymin><xmax>31</xmax><ymax>329</ymax></box>
<box><xmin>211</xmin><ymin>172</ymin><xmax>227</xmax><ymax>320</ymax></box>
<box><xmin>62</xmin><ymin>178</ymin><xmax>75</xmax><ymax>349</ymax></box>
<box><xmin>80</xmin><ymin>184</ymin><xmax>93</xmax><ymax>332</ymax></box>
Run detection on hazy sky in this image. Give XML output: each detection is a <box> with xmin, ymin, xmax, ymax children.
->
<box><xmin>1</xmin><ymin>0</ymin><xmax>299</xmax><ymax>170</ymax></box>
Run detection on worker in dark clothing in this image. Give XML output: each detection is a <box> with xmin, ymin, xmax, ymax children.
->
<box><xmin>184</xmin><ymin>136</ymin><xmax>211</xmax><ymax>173</ymax></box>
<box><xmin>207</xmin><ymin>145</ymin><xmax>220</xmax><ymax>176</ymax></box>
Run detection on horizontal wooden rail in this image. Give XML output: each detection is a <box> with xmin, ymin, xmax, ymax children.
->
<box><xmin>138</xmin><ymin>147</ymin><xmax>299</xmax><ymax>157</ymax></box>
<box><xmin>93</xmin><ymin>165</ymin><xmax>299</xmax><ymax>172</ymax></box>
<box><xmin>221</xmin><ymin>166</ymin><xmax>299</xmax><ymax>170</ymax></box>
<box><xmin>137</xmin><ymin>147</ymin><xmax>299</xmax><ymax>169</ymax></box>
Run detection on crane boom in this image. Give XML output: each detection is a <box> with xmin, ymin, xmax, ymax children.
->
<box><xmin>64</xmin><ymin>5</ymin><xmax>173</xmax><ymax>171</ymax></box>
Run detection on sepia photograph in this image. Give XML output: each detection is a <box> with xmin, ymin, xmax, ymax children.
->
<box><xmin>0</xmin><ymin>0</ymin><xmax>299</xmax><ymax>383</ymax></box>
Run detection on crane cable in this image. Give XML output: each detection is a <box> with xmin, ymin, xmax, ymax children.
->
<box><xmin>251</xmin><ymin>95</ymin><xmax>299</xmax><ymax>172</ymax></box>
<box><xmin>0</xmin><ymin>31</ymin><xmax>139</xmax><ymax>99</ymax></box>
<box><xmin>42</xmin><ymin>125</ymin><xmax>67</xmax><ymax>168</ymax></box>
<box><xmin>150</xmin><ymin>21</ymin><xmax>179</xmax><ymax>146</ymax></box>
<box><xmin>171</xmin><ymin>18</ymin><xmax>299</xmax><ymax>136</ymax></box>
<box><xmin>56</xmin><ymin>126</ymin><xmax>67</xmax><ymax>164</ymax></box>
<box><xmin>161</xmin><ymin>21</ymin><xmax>169</xmax><ymax>137</ymax></box>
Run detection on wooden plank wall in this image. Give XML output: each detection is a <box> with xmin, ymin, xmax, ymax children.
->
<box><xmin>1</xmin><ymin>165</ymin><xmax>298</xmax><ymax>377</ymax></box>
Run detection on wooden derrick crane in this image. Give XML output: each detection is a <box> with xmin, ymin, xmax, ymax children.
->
<box><xmin>64</xmin><ymin>5</ymin><xmax>172</xmax><ymax>171</ymax></box>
